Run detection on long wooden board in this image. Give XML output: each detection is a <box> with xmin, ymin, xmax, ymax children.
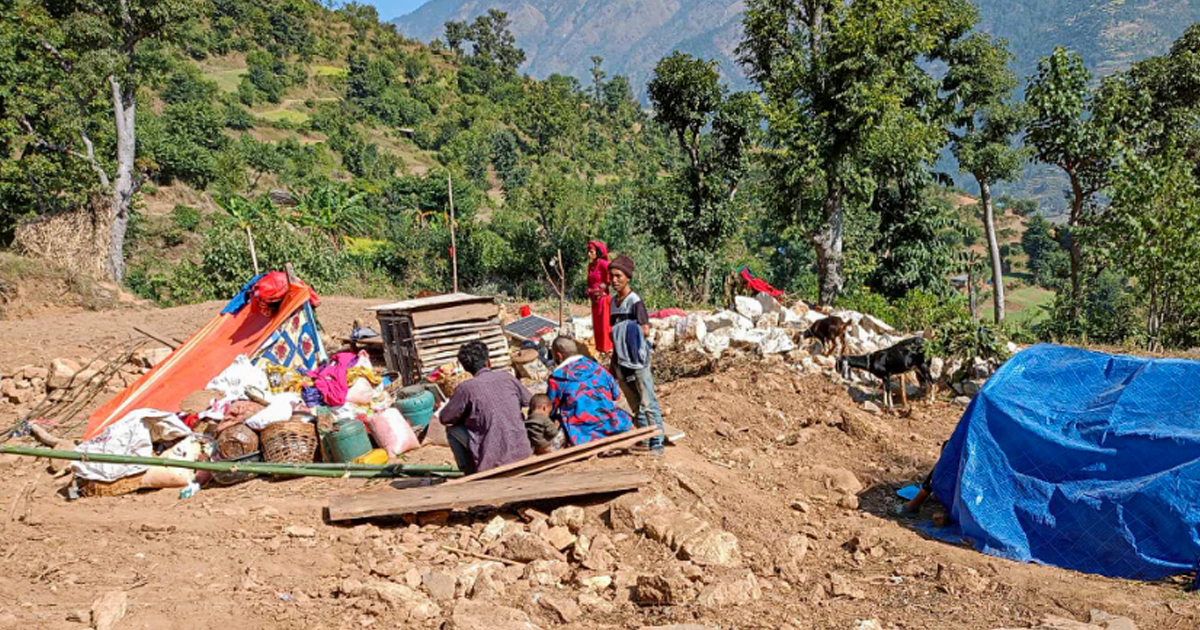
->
<box><xmin>506</xmin><ymin>429</ymin><xmax>660</xmax><ymax>478</ymax></box>
<box><xmin>416</xmin><ymin>332</ymin><xmax>508</xmax><ymax>350</ymax></box>
<box><xmin>368</xmin><ymin>292</ymin><xmax>492</xmax><ymax>312</ymax></box>
<box><xmin>417</xmin><ymin>346</ymin><xmax>510</xmax><ymax>365</ymax></box>
<box><xmin>444</xmin><ymin>426</ymin><xmax>657</xmax><ymax>485</ymax></box>
<box><xmin>414</xmin><ymin>320</ymin><xmax>502</xmax><ymax>337</ymax></box>
<box><xmin>327</xmin><ymin>470</ymin><xmax>649</xmax><ymax>521</ymax></box>
<box><xmin>412</xmin><ymin>303</ymin><xmax>500</xmax><ymax>328</ymax></box>
<box><xmin>417</xmin><ymin>345</ymin><xmax>509</xmax><ymax>361</ymax></box>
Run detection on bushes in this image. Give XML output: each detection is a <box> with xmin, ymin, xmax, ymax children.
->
<box><xmin>171</xmin><ymin>205</ymin><xmax>203</xmax><ymax>231</ymax></box>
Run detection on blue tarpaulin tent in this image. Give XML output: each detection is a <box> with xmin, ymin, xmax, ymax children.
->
<box><xmin>931</xmin><ymin>343</ymin><xmax>1200</xmax><ymax>579</ymax></box>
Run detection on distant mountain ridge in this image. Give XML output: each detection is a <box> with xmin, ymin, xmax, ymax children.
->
<box><xmin>393</xmin><ymin>0</ymin><xmax>1200</xmax><ymax>95</ymax></box>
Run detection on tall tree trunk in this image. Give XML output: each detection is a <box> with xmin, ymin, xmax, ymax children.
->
<box><xmin>814</xmin><ymin>184</ymin><xmax>844</xmax><ymax>306</ymax></box>
<box><xmin>967</xmin><ymin>266</ymin><xmax>978</xmax><ymax>320</ymax></box>
<box><xmin>979</xmin><ymin>179</ymin><xmax>1005</xmax><ymax>323</ymax></box>
<box><xmin>107</xmin><ymin>77</ymin><xmax>137</xmax><ymax>282</ymax></box>
<box><xmin>1067</xmin><ymin>175</ymin><xmax>1084</xmax><ymax>320</ymax></box>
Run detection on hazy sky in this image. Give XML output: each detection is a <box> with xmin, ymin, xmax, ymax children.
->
<box><xmin>364</xmin><ymin>0</ymin><xmax>433</xmax><ymax>22</ymax></box>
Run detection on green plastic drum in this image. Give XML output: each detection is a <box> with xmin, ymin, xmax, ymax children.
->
<box><xmin>396</xmin><ymin>388</ymin><xmax>436</xmax><ymax>428</ymax></box>
<box><xmin>323</xmin><ymin>418</ymin><xmax>373</xmax><ymax>463</ymax></box>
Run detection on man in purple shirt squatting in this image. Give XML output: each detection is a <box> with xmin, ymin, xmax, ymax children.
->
<box><xmin>438</xmin><ymin>340</ymin><xmax>534</xmax><ymax>474</ymax></box>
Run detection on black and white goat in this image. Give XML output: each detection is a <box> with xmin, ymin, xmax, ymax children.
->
<box><xmin>836</xmin><ymin>337</ymin><xmax>935</xmax><ymax>409</ymax></box>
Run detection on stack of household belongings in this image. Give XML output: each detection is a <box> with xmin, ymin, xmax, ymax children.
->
<box><xmin>369</xmin><ymin>293</ymin><xmax>511</xmax><ymax>386</ymax></box>
<box><xmin>74</xmin><ymin>272</ymin><xmax>425</xmax><ymax>497</ymax></box>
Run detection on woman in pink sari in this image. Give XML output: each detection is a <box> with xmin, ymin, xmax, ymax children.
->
<box><xmin>586</xmin><ymin>241</ymin><xmax>613</xmax><ymax>353</ymax></box>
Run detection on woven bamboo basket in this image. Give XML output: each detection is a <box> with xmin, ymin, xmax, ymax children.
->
<box><xmin>437</xmin><ymin>369</ymin><xmax>471</xmax><ymax>398</ymax></box>
<box><xmin>81</xmin><ymin>472</ymin><xmax>146</xmax><ymax>497</ymax></box>
<box><xmin>260</xmin><ymin>421</ymin><xmax>318</xmax><ymax>463</ymax></box>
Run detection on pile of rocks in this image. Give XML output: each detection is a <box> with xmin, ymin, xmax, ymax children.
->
<box><xmin>564</xmin><ymin>293</ymin><xmax>1015</xmax><ymax>405</ymax></box>
<box><xmin>326</xmin><ymin>493</ymin><xmax>764</xmax><ymax>628</ymax></box>
<box><xmin>0</xmin><ymin>347</ymin><xmax>171</xmax><ymax>409</ymax></box>
<box><xmin>566</xmin><ymin>292</ymin><xmax>905</xmax><ymax>363</ymax></box>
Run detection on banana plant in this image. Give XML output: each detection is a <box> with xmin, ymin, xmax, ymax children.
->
<box><xmin>291</xmin><ymin>184</ymin><xmax>372</xmax><ymax>249</ymax></box>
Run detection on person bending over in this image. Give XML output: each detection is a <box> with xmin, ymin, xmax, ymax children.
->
<box><xmin>546</xmin><ymin>336</ymin><xmax>633</xmax><ymax>446</ymax></box>
<box><xmin>439</xmin><ymin>340</ymin><xmax>533</xmax><ymax>474</ymax></box>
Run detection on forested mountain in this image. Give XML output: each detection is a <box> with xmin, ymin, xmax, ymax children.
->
<box><xmin>393</xmin><ymin>0</ymin><xmax>746</xmax><ymax>97</ymax></box>
<box><xmin>4</xmin><ymin>0</ymin><xmax>1200</xmax><ymax>352</ymax></box>
<box><xmin>394</xmin><ymin>0</ymin><xmax>1200</xmax><ymax>92</ymax></box>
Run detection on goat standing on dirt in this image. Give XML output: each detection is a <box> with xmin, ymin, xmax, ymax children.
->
<box><xmin>837</xmin><ymin>337</ymin><xmax>935</xmax><ymax>409</ymax></box>
<box><xmin>803</xmin><ymin>316</ymin><xmax>849</xmax><ymax>356</ymax></box>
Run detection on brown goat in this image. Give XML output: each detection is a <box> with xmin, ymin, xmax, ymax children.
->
<box><xmin>803</xmin><ymin>316</ymin><xmax>849</xmax><ymax>356</ymax></box>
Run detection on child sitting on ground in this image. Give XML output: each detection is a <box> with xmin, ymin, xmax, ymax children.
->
<box><xmin>525</xmin><ymin>393</ymin><xmax>566</xmax><ymax>455</ymax></box>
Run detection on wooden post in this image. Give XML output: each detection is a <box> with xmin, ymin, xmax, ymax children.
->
<box><xmin>448</xmin><ymin>172</ymin><xmax>458</xmax><ymax>294</ymax></box>
<box><xmin>284</xmin><ymin>262</ymin><xmax>297</xmax><ymax>285</ymax></box>
<box><xmin>541</xmin><ymin>253</ymin><xmax>566</xmax><ymax>327</ymax></box>
<box><xmin>556</xmin><ymin>248</ymin><xmax>565</xmax><ymax>327</ymax></box>
<box><xmin>246</xmin><ymin>226</ymin><xmax>260</xmax><ymax>276</ymax></box>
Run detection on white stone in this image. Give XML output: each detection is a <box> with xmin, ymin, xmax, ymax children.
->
<box><xmin>729</xmin><ymin>329</ymin><xmax>769</xmax><ymax>350</ymax></box>
<box><xmin>703</xmin><ymin>311</ymin><xmax>738</xmax><ymax>332</ymax></box>
<box><xmin>480</xmin><ymin>516</ymin><xmax>510</xmax><ymax>545</ymax></box>
<box><xmin>860</xmin><ymin>314</ymin><xmax>896</xmax><ymax>335</ymax></box>
<box><xmin>685</xmin><ymin>316</ymin><xmax>707</xmax><ymax>342</ymax></box>
<box><xmin>1006</xmin><ymin>341</ymin><xmax>1019</xmax><ymax>354</ymax></box>
<box><xmin>136</xmin><ymin>347</ymin><xmax>172</xmax><ymax>368</ymax></box>
<box><xmin>759</xmin><ymin>329</ymin><xmax>796</xmax><ymax>355</ymax></box>
<box><xmin>734</xmin><ymin>296</ymin><xmax>763</xmax><ymax>321</ymax></box>
<box><xmin>803</xmin><ymin>310</ymin><xmax>828</xmax><ymax>326</ymax></box>
<box><xmin>781</xmin><ymin>307</ymin><xmax>804</xmax><ymax>327</ymax></box>
<box><xmin>733</xmin><ymin>313</ymin><xmax>754</xmax><ymax>330</ymax></box>
<box><xmin>756</xmin><ymin>312</ymin><xmax>780</xmax><ymax>329</ymax></box>
<box><xmin>656</xmin><ymin>329</ymin><xmax>677</xmax><ymax>349</ymax></box>
<box><xmin>754</xmin><ymin>292</ymin><xmax>782</xmax><ymax>314</ymax></box>
<box><xmin>702</xmin><ymin>332</ymin><xmax>730</xmax><ymax>358</ymax></box>
<box><xmin>930</xmin><ymin>357</ymin><xmax>945</xmax><ymax>380</ymax></box>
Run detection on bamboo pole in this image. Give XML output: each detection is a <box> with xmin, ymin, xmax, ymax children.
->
<box><xmin>448</xmin><ymin>172</ymin><xmax>458</xmax><ymax>294</ymax></box>
<box><xmin>0</xmin><ymin>446</ymin><xmax>462</xmax><ymax>479</ymax></box>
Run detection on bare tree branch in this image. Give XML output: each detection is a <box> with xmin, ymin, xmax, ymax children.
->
<box><xmin>19</xmin><ymin>116</ymin><xmax>112</xmax><ymax>190</ymax></box>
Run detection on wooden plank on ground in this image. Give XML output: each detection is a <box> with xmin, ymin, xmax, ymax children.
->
<box><xmin>444</xmin><ymin>426</ymin><xmax>657</xmax><ymax>485</ymax></box>
<box><xmin>327</xmin><ymin>470</ymin><xmax>649</xmax><ymax>522</ymax></box>
<box><xmin>508</xmin><ymin>429</ymin><xmax>660</xmax><ymax>478</ymax></box>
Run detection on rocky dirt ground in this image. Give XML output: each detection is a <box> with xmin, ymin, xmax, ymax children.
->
<box><xmin>0</xmin><ymin>297</ymin><xmax>1198</xmax><ymax>630</ymax></box>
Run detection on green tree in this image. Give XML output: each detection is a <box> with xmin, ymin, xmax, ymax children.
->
<box><xmin>646</xmin><ymin>52</ymin><xmax>759</xmax><ymax>298</ymax></box>
<box><xmin>1101</xmin><ymin>150</ymin><xmax>1200</xmax><ymax>348</ymax></box>
<box><xmin>1026</xmin><ymin>47</ymin><xmax>1115</xmax><ymax>317</ymax></box>
<box><xmin>738</xmin><ymin>0</ymin><xmax>976</xmax><ymax>305</ymax></box>
<box><xmin>944</xmin><ymin>33</ymin><xmax>1027</xmax><ymax>323</ymax></box>
<box><xmin>589</xmin><ymin>56</ymin><xmax>606</xmax><ymax>105</ymax></box>
<box><xmin>521</xmin><ymin>74</ymin><xmax>585</xmax><ymax>155</ymax></box>
<box><xmin>869</xmin><ymin>175</ymin><xmax>963</xmax><ymax>298</ymax></box>
<box><xmin>8</xmin><ymin>0</ymin><xmax>201</xmax><ymax>280</ymax></box>
<box><xmin>467</xmin><ymin>9</ymin><xmax>526</xmax><ymax>77</ymax></box>
<box><xmin>1021</xmin><ymin>214</ymin><xmax>1062</xmax><ymax>289</ymax></box>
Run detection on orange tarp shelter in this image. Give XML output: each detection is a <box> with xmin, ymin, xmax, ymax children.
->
<box><xmin>84</xmin><ymin>283</ymin><xmax>315</xmax><ymax>440</ymax></box>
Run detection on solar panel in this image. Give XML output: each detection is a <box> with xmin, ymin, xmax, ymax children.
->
<box><xmin>504</xmin><ymin>315</ymin><xmax>559</xmax><ymax>341</ymax></box>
